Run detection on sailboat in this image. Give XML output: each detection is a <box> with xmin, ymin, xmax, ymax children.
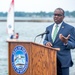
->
<box><xmin>7</xmin><ymin>0</ymin><xmax>15</xmax><ymax>40</ymax></box>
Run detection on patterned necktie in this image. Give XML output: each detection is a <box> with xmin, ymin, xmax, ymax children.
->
<box><xmin>53</xmin><ymin>25</ymin><xmax>58</xmax><ymax>42</ymax></box>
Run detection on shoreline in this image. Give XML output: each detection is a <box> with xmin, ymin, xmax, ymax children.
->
<box><xmin>0</xmin><ymin>19</ymin><xmax>75</xmax><ymax>23</ymax></box>
<box><xmin>0</xmin><ymin>19</ymin><xmax>53</xmax><ymax>22</ymax></box>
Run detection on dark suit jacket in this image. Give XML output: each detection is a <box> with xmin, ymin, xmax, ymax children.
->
<box><xmin>43</xmin><ymin>22</ymin><xmax>75</xmax><ymax>68</ymax></box>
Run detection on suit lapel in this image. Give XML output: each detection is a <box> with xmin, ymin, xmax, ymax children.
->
<box><xmin>49</xmin><ymin>24</ymin><xmax>54</xmax><ymax>43</ymax></box>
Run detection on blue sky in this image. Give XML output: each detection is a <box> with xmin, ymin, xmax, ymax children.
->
<box><xmin>0</xmin><ymin>0</ymin><xmax>75</xmax><ymax>12</ymax></box>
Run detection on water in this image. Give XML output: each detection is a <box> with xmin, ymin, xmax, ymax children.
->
<box><xmin>0</xmin><ymin>19</ymin><xmax>75</xmax><ymax>75</ymax></box>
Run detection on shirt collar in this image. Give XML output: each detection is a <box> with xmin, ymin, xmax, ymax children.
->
<box><xmin>55</xmin><ymin>22</ymin><xmax>63</xmax><ymax>28</ymax></box>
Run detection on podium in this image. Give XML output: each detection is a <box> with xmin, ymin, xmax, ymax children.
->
<box><xmin>7</xmin><ymin>40</ymin><xmax>59</xmax><ymax>75</ymax></box>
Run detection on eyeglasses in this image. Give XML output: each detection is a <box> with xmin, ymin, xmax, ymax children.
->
<box><xmin>54</xmin><ymin>14</ymin><xmax>63</xmax><ymax>16</ymax></box>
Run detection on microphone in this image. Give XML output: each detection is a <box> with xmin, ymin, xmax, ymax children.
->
<box><xmin>34</xmin><ymin>31</ymin><xmax>49</xmax><ymax>42</ymax></box>
<box><xmin>36</xmin><ymin>31</ymin><xmax>49</xmax><ymax>37</ymax></box>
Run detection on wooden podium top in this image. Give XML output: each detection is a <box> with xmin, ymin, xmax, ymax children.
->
<box><xmin>7</xmin><ymin>39</ymin><xmax>60</xmax><ymax>51</ymax></box>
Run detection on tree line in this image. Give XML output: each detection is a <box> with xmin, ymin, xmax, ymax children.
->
<box><xmin>0</xmin><ymin>11</ymin><xmax>75</xmax><ymax>17</ymax></box>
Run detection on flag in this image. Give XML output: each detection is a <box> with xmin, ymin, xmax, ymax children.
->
<box><xmin>7</xmin><ymin>0</ymin><xmax>14</xmax><ymax>36</ymax></box>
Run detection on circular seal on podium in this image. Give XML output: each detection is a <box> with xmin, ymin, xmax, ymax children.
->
<box><xmin>11</xmin><ymin>45</ymin><xmax>29</xmax><ymax>74</ymax></box>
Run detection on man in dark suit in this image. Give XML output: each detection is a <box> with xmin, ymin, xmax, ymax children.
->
<box><xmin>43</xmin><ymin>8</ymin><xmax>75</xmax><ymax>75</ymax></box>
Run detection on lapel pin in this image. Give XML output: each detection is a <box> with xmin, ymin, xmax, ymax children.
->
<box><xmin>62</xmin><ymin>26</ymin><xmax>64</xmax><ymax>28</ymax></box>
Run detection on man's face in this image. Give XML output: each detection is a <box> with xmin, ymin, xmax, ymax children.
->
<box><xmin>53</xmin><ymin>9</ymin><xmax>64</xmax><ymax>24</ymax></box>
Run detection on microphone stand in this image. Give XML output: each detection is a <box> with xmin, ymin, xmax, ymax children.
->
<box><xmin>34</xmin><ymin>34</ymin><xmax>44</xmax><ymax>43</ymax></box>
<box><xmin>34</xmin><ymin>31</ymin><xmax>49</xmax><ymax>43</ymax></box>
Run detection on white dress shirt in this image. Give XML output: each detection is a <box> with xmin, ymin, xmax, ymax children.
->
<box><xmin>52</xmin><ymin>22</ymin><xmax>63</xmax><ymax>39</ymax></box>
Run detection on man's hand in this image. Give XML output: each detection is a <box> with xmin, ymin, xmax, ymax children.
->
<box><xmin>59</xmin><ymin>34</ymin><xmax>70</xmax><ymax>44</ymax></box>
<box><xmin>46</xmin><ymin>42</ymin><xmax>53</xmax><ymax>48</ymax></box>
